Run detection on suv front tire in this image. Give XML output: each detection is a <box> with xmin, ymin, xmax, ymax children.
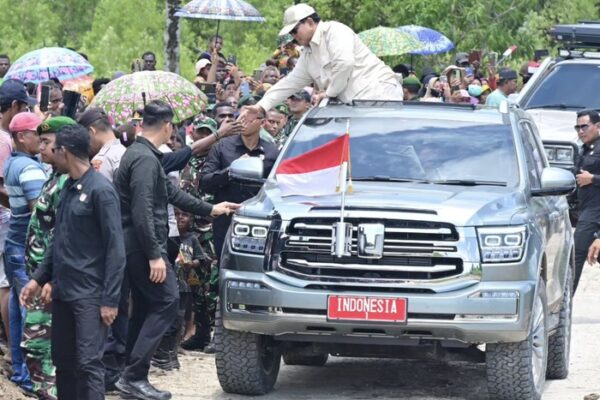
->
<box><xmin>486</xmin><ymin>278</ymin><xmax>548</xmax><ymax>400</ymax></box>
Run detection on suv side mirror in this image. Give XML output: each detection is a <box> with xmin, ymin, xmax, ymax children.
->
<box><xmin>229</xmin><ymin>157</ymin><xmax>265</xmax><ymax>185</ymax></box>
<box><xmin>531</xmin><ymin>167</ymin><xmax>575</xmax><ymax>197</ymax></box>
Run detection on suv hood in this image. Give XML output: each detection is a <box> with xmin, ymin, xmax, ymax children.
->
<box><xmin>242</xmin><ymin>181</ymin><xmax>526</xmax><ymax>227</ymax></box>
<box><xmin>526</xmin><ymin>108</ymin><xmax>580</xmax><ymax>144</ymax></box>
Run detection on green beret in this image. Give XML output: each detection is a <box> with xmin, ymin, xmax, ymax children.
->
<box><xmin>403</xmin><ymin>76</ymin><xmax>422</xmax><ymax>88</ymax></box>
<box><xmin>37</xmin><ymin>116</ymin><xmax>77</xmax><ymax>135</ymax></box>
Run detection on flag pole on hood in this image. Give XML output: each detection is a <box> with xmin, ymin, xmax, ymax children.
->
<box><xmin>332</xmin><ymin>119</ymin><xmax>352</xmax><ymax>258</ymax></box>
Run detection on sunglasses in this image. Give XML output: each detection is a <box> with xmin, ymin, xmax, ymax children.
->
<box><xmin>574</xmin><ymin>124</ymin><xmax>592</xmax><ymax>132</ymax></box>
<box><xmin>290</xmin><ymin>20</ymin><xmax>304</xmax><ymax>36</ymax></box>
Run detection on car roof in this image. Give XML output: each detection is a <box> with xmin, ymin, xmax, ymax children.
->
<box><xmin>307</xmin><ymin>101</ymin><xmax>512</xmax><ymax>125</ymax></box>
<box><xmin>552</xmin><ymin>58</ymin><xmax>600</xmax><ymax>66</ymax></box>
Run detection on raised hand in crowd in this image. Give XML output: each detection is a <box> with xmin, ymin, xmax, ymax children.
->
<box><xmin>218</xmin><ymin>119</ymin><xmax>243</xmax><ymax>138</ymax></box>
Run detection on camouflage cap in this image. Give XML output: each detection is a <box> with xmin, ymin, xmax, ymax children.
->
<box><xmin>273</xmin><ymin>103</ymin><xmax>290</xmax><ymax>116</ymax></box>
<box><xmin>193</xmin><ymin>116</ymin><xmax>217</xmax><ymax>134</ymax></box>
<box><xmin>37</xmin><ymin>116</ymin><xmax>77</xmax><ymax>135</ymax></box>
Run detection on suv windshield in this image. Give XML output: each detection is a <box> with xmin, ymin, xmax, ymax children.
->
<box><xmin>278</xmin><ymin>117</ymin><xmax>519</xmax><ymax>186</ymax></box>
<box><xmin>523</xmin><ymin>63</ymin><xmax>600</xmax><ymax>110</ymax></box>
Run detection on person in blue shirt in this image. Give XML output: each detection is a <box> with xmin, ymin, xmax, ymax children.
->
<box><xmin>4</xmin><ymin>111</ymin><xmax>47</xmax><ymax>392</ymax></box>
<box><xmin>485</xmin><ymin>68</ymin><xmax>518</xmax><ymax>107</ymax></box>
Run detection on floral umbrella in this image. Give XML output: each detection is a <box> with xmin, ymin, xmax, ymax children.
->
<box><xmin>358</xmin><ymin>26</ymin><xmax>422</xmax><ymax>58</ymax></box>
<box><xmin>4</xmin><ymin>47</ymin><xmax>93</xmax><ymax>84</ymax></box>
<box><xmin>90</xmin><ymin>71</ymin><xmax>207</xmax><ymax>125</ymax></box>
<box><xmin>396</xmin><ymin>25</ymin><xmax>454</xmax><ymax>55</ymax></box>
<box><xmin>175</xmin><ymin>0</ymin><xmax>265</xmax><ymax>37</ymax></box>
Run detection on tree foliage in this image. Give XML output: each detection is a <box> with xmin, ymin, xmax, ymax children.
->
<box><xmin>0</xmin><ymin>0</ymin><xmax>598</xmax><ymax>80</ymax></box>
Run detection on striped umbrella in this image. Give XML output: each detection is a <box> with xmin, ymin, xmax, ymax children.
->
<box><xmin>4</xmin><ymin>47</ymin><xmax>93</xmax><ymax>84</ymax></box>
<box><xmin>175</xmin><ymin>0</ymin><xmax>265</xmax><ymax>36</ymax></box>
<box><xmin>396</xmin><ymin>25</ymin><xmax>454</xmax><ymax>55</ymax></box>
<box><xmin>90</xmin><ymin>71</ymin><xmax>207</xmax><ymax>125</ymax></box>
<box><xmin>358</xmin><ymin>27</ymin><xmax>422</xmax><ymax>58</ymax></box>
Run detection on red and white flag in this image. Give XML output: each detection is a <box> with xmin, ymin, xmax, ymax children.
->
<box><xmin>276</xmin><ymin>134</ymin><xmax>351</xmax><ymax>197</ymax></box>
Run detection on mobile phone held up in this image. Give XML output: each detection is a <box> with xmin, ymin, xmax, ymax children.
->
<box><xmin>240</xmin><ymin>81</ymin><xmax>251</xmax><ymax>97</ymax></box>
<box><xmin>40</xmin><ymin>84</ymin><xmax>50</xmax><ymax>112</ymax></box>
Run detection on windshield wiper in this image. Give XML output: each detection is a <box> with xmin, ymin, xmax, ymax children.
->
<box><xmin>530</xmin><ymin>104</ymin><xmax>585</xmax><ymax>110</ymax></box>
<box><xmin>431</xmin><ymin>179</ymin><xmax>507</xmax><ymax>187</ymax></box>
<box><xmin>353</xmin><ymin>176</ymin><xmax>430</xmax><ymax>183</ymax></box>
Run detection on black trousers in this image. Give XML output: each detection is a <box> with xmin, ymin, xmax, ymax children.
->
<box><xmin>123</xmin><ymin>251</ymin><xmax>179</xmax><ymax>381</ymax></box>
<box><xmin>51</xmin><ymin>298</ymin><xmax>108</xmax><ymax>400</ymax></box>
<box><xmin>574</xmin><ymin>219</ymin><xmax>599</xmax><ymax>293</ymax></box>
<box><xmin>102</xmin><ymin>274</ymin><xmax>129</xmax><ymax>386</ymax></box>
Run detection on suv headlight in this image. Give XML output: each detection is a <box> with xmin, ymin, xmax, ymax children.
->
<box><xmin>477</xmin><ymin>226</ymin><xmax>527</xmax><ymax>263</ymax></box>
<box><xmin>231</xmin><ymin>216</ymin><xmax>271</xmax><ymax>254</ymax></box>
<box><xmin>544</xmin><ymin>144</ymin><xmax>575</xmax><ymax>166</ymax></box>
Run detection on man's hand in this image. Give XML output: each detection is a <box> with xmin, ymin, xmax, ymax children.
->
<box><xmin>576</xmin><ymin>170</ymin><xmax>594</xmax><ymax>187</ymax></box>
<box><xmin>40</xmin><ymin>283</ymin><xmax>52</xmax><ymax>305</ymax></box>
<box><xmin>20</xmin><ymin>280</ymin><xmax>40</xmax><ymax>308</ymax></box>
<box><xmin>588</xmin><ymin>238</ymin><xmax>600</xmax><ymax>265</ymax></box>
<box><xmin>312</xmin><ymin>91</ymin><xmax>327</xmax><ymax>106</ymax></box>
<box><xmin>100</xmin><ymin>306</ymin><xmax>118</xmax><ymax>326</ymax></box>
<box><xmin>149</xmin><ymin>258</ymin><xmax>167</xmax><ymax>283</ymax></box>
<box><xmin>239</xmin><ymin>105</ymin><xmax>264</xmax><ymax>125</ymax></box>
<box><xmin>211</xmin><ymin>202</ymin><xmax>240</xmax><ymax>217</ymax></box>
<box><xmin>218</xmin><ymin>120</ymin><xmax>243</xmax><ymax>138</ymax></box>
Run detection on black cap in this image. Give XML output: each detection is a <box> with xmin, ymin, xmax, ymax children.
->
<box><xmin>0</xmin><ymin>79</ymin><xmax>37</xmax><ymax>106</ymax></box>
<box><xmin>499</xmin><ymin>68</ymin><xmax>518</xmax><ymax>81</ymax></box>
<box><xmin>77</xmin><ymin>107</ymin><xmax>110</xmax><ymax>128</ymax></box>
<box><xmin>289</xmin><ymin>90</ymin><xmax>311</xmax><ymax>102</ymax></box>
<box><xmin>454</xmin><ymin>52</ymin><xmax>469</xmax><ymax>66</ymax></box>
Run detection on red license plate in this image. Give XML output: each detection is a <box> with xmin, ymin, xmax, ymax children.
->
<box><xmin>327</xmin><ymin>296</ymin><xmax>407</xmax><ymax>323</ymax></box>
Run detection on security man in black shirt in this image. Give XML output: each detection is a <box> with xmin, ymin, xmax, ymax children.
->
<box><xmin>202</xmin><ymin>107</ymin><xmax>279</xmax><ymax>259</ymax></box>
<box><xmin>114</xmin><ymin>101</ymin><xmax>238</xmax><ymax>400</ymax></box>
<box><xmin>573</xmin><ymin>109</ymin><xmax>600</xmax><ymax>292</ymax></box>
<box><xmin>20</xmin><ymin>124</ymin><xmax>126</xmax><ymax>400</ymax></box>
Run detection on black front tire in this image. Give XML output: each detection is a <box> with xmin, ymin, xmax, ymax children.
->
<box><xmin>486</xmin><ymin>278</ymin><xmax>548</xmax><ymax>400</ymax></box>
<box><xmin>215</xmin><ymin>308</ymin><xmax>281</xmax><ymax>395</ymax></box>
<box><xmin>546</xmin><ymin>266</ymin><xmax>573</xmax><ymax>379</ymax></box>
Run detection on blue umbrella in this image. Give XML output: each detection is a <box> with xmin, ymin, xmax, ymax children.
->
<box><xmin>175</xmin><ymin>0</ymin><xmax>265</xmax><ymax>37</ymax></box>
<box><xmin>396</xmin><ymin>25</ymin><xmax>454</xmax><ymax>55</ymax></box>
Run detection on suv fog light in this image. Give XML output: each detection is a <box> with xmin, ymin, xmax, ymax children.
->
<box><xmin>227</xmin><ymin>280</ymin><xmax>264</xmax><ymax>290</ymax></box>
<box><xmin>231</xmin><ymin>236</ymin><xmax>266</xmax><ymax>253</ymax></box>
<box><xmin>470</xmin><ymin>291</ymin><xmax>519</xmax><ymax>299</ymax></box>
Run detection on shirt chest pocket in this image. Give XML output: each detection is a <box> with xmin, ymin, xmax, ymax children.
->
<box><xmin>581</xmin><ymin>153</ymin><xmax>600</xmax><ymax>172</ymax></box>
<box><xmin>72</xmin><ymin>200</ymin><xmax>93</xmax><ymax>218</ymax></box>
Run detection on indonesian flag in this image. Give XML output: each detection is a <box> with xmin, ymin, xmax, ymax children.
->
<box><xmin>276</xmin><ymin>134</ymin><xmax>351</xmax><ymax>197</ymax></box>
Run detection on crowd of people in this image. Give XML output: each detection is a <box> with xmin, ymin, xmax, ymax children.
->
<box><xmin>0</xmin><ymin>3</ymin><xmax>541</xmax><ymax>400</ymax></box>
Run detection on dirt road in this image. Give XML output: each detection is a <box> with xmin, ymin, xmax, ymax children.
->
<box><xmin>111</xmin><ymin>266</ymin><xmax>600</xmax><ymax>400</ymax></box>
<box><xmin>2</xmin><ymin>267</ymin><xmax>599</xmax><ymax>400</ymax></box>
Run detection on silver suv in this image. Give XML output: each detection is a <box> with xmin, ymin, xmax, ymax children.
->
<box><xmin>215</xmin><ymin>102</ymin><xmax>576</xmax><ymax>400</ymax></box>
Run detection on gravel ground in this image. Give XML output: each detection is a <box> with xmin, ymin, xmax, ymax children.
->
<box><xmin>2</xmin><ymin>267</ymin><xmax>600</xmax><ymax>400</ymax></box>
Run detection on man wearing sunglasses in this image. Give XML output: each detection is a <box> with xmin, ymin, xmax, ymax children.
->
<box><xmin>240</xmin><ymin>3</ymin><xmax>402</xmax><ymax>123</ymax></box>
<box><xmin>573</xmin><ymin>109</ymin><xmax>600</xmax><ymax>292</ymax></box>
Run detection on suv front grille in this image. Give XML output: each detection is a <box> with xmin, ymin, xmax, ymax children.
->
<box><xmin>277</xmin><ymin>218</ymin><xmax>462</xmax><ymax>282</ymax></box>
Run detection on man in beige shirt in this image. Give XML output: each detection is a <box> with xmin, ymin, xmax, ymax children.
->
<box><xmin>242</xmin><ymin>3</ymin><xmax>402</xmax><ymax>120</ymax></box>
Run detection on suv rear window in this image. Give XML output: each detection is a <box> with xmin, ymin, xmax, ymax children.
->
<box><xmin>279</xmin><ymin>117</ymin><xmax>519</xmax><ymax>186</ymax></box>
<box><xmin>523</xmin><ymin>63</ymin><xmax>600</xmax><ymax>110</ymax></box>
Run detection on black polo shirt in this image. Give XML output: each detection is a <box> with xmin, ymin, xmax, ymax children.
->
<box><xmin>33</xmin><ymin>168</ymin><xmax>126</xmax><ymax>307</ymax></box>
<box><xmin>577</xmin><ymin>136</ymin><xmax>600</xmax><ymax>223</ymax></box>
<box><xmin>201</xmin><ymin>134</ymin><xmax>278</xmax><ymax>205</ymax></box>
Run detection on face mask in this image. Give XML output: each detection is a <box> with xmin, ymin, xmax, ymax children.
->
<box><xmin>430</xmin><ymin>89</ymin><xmax>441</xmax><ymax>98</ymax></box>
<box><xmin>468</xmin><ymin>84</ymin><xmax>483</xmax><ymax>97</ymax></box>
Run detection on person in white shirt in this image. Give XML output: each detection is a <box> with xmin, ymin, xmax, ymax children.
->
<box><xmin>241</xmin><ymin>3</ymin><xmax>402</xmax><ymax>121</ymax></box>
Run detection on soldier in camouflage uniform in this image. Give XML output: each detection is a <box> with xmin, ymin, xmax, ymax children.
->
<box><xmin>22</xmin><ymin>117</ymin><xmax>76</xmax><ymax>400</ymax></box>
<box><xmin>179</xmin><ymin>117</ymin><xmax>219</xmax><ymax>351</ymax></box>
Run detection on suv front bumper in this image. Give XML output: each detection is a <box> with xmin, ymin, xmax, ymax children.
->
<box><xmin>220</xmin><ymin>269</ymin><xmax>536</xmax><ymax>345</ymax></box>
